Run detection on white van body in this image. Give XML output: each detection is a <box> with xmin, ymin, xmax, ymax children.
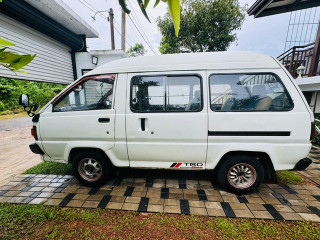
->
<box><xmin>29</xmin><ymin>52</ymin><xmax>313</xmax><ymax>193</ymax></box>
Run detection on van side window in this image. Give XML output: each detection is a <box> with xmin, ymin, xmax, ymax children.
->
<box><xmin>210</xmin><ymin>73</ymin><xmax>293</xmax><ymax>111</ymax></box>
<box><xmin>131</xmin><ymin>75</ymin><xmax>202</xmax><ymax>112</ymax></box>
<box><xmin>53</xmin><ymin>77</ymin><xmax>114</xmax><ymax>112</ymax></box>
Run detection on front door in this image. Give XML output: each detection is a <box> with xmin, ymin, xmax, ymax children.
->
<box><xmin>125</xmin><ymin>72</ymin><xmax>208</xmax><ymax>169</ymax></box>
<box><xmin>39</xmin><ymin>75</ymin><xmax>116</xmax><ymax>160</ymax></box>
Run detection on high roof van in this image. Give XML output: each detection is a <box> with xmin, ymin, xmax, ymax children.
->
<box><xmin>22</xmin><ymin>51</ymin><xmax>314</xmax><ymax>193</ymax></box>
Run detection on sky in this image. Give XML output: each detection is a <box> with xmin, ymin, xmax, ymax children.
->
<box><xmin>62</xmin><ymin>0</ymin><xmax>293</xmax><ymax>57</ymax></box>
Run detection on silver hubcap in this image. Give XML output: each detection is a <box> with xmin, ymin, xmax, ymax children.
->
<box><xmin>227</xmin><ymin>163</ymin><xmax>257</xmax><ymax>189</ymax></box>
<box><xmin>78</xmin><ymin>158</ymin><xmax>102</xmax><ymax>182</ymax></box>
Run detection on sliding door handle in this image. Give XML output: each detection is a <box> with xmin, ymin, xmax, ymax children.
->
<box><xmin>141</xmin><ymin>118</ymin><xmax>146</xmax><ymax>131</ymax></box>
<box><xmin>98</xmin><ymin>118</ymin><xmax>110</xmax><ymax>123</ymax></box>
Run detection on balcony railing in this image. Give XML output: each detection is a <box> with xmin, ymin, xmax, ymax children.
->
<box><xmin>277</xmin><ymin>42</ymin><xmax>320</xmax><ymax>78</ymax></box>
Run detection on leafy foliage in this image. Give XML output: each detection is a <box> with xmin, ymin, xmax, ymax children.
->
<box><xmin>126</xmin><ymin>43</ymin><xmax>146</xmax><ymax>57</ymax></box>
<box><xmin>0</xmin><ymin>38</ymin><xmax>36</xmax><ymax>72</ymax></box>
<box><xmin>119</xmin><ymin>0</ymin><xmax>181</xmax><ymax>36</ymax></box>
<box><xmin>0</xmin><ymin>77</ymin><xmax>65</xmax><ymax>113</ymax></box>
<box><xmin>157</xmin><ymin>0</ymin><xmax>245</xmax><ymax>54</ymax></box>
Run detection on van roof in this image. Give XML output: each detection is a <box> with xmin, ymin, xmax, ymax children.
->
<box><xmin>87</xmin><ymin>51</ymin><xmax>280</xmax><ymax>76</ymax></box>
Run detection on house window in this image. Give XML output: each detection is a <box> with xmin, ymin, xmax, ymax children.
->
<box><xmin>210</xmin><ymin>73</ymin><xmax>293</xmax><ymax>111</ymax></box>
<box><xmin>131</xmin><ymin>75</ymin><xmax>202</xmax><ymax>112</ymax></box>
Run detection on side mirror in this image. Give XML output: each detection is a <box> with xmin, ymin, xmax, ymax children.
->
<box><xmin>18</xmin><ymin>94</ymin><xmax>40</xmax><ymax>117</ymax></box>
<box><xmin>19</xmin><ymin>94</ymin><xmax>29</xmax><ymax>107</ymax></box>
<box><xmin>32</xmin><ymin>103</ymin><xmax>40</xmax><ymax>112</ymax></box>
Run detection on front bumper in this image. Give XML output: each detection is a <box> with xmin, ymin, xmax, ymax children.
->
<box><xmin>293</xmin><ymin>158</ymin><xmax>312</xmax><ymax>171</ymax></box>
<box><xmin>29</xmin><ymin>143</ymin><xmax>44</xmax><ymax>155</ymax></box>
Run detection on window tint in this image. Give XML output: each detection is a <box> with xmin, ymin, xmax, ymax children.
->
<box><xmin>131</xmin><ymin>75</ymin><xmax>202</xmax><ymax>112</ymax></box>
<box><xmin>210</xmin><ymin>74</ymin><xmax>293</xmax><ymax>111</ymax></box>
<box><xmin>53</xmin><ymin>77</ymin><xmax>114</xmax><ymax>112</ymax></box>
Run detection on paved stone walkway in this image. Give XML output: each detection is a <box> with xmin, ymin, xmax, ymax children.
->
<box><xmin>1</xmin><ymin>147</ymin><xmax>320</xmax><ymax>222</ymax></box>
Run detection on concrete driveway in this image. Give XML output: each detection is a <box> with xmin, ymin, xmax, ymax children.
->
<box><xmin>0</xmin><ymin>117</ymin><xmax>41</xmax><ymax>184</ymax></box>
<box><xmin>0</xmin><ymin>116</ymin><xmax>31</xmax><ymax>131</ymax></box>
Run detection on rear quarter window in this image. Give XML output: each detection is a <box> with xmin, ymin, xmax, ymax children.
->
<box><xmin>209</xmin><ymin>73</ymin><xmax>293</xmax><ymax>112</ymax></box>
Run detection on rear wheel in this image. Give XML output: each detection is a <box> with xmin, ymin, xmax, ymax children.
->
<box><xmin>216</xmin><ymin>155</ymin><xmax>264</xmax><ymax>194</ymax></box>
<box><xmin>72</xmin><ymin>151</ymin><xmax>112</xmax><ymax>187</ymax></box>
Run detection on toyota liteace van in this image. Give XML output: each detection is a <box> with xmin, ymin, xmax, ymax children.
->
<box><xmin>21</xmin><ymin>52</ymin><xmax>314</xmax><ymax>194</ymax></box>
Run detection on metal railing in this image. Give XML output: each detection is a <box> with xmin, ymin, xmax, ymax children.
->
<box><xmin>277</xmin><ymin>42</ymin><xmax>318</xmax><ymax>78</ymax></box>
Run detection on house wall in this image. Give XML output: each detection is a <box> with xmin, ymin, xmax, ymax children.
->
<box><xmin>0</xmin><ymin>13</ymin><xmax>74</xmax><ymax>84</ymax></box>
<box><xmin>75</xmin><ymin>52</ymin><xmax>127</xmax><ymax>79</ymax></box>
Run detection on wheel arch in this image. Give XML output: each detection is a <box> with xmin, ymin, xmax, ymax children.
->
<box><xmin>68</xmin><ymin>147</ymin><xmax>113</xmax><ymax>166</ymax></box>
<box><xmin>214</xmin><ymin>150</ymin><xmax>277</xmax><ymax>182</ymax></box>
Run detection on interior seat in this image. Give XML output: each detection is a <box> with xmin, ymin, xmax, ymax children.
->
<box><xmin>252</xmin><ymin>85</ymin><xmax>272</xmax><ymax>110</ymax></box>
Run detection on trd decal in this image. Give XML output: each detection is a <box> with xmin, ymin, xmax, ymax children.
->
<box><xmin>170</xmin><ymin>163</ymin><xmax>204</xmax><ymax>169</ymax></box>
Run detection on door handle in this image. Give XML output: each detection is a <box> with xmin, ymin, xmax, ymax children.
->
<box><xmin>98</xmin><ymin>118</ymin><xmax>110</xmax><ymax>123</ymax></box>
<box><xmin>141</xmin><ymin>118</ymin><xmax>146</xmax><ymax>131</ymax></box>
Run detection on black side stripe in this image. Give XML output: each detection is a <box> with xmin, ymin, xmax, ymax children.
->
<box><xmin>208</xmin><ymin>131</ymin><xmax>291</xmax><ymax>136</ymax></box>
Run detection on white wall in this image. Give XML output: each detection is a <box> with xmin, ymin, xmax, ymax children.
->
<box><xmin>0</xmin><ymin>13</ymin><xmax>74</xmax><ymax>84</ymax></box>
<box><xmin>75</xmin><ymin>51</ymin><xmax>127</xmax><ymax>78</ymax></box>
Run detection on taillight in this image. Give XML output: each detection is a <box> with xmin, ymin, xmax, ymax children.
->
<box><xmin>310</xmin><ymin>122</ymin><xmax>316</xmax><ymax>140</ymax></box>
<box><xmin>31</xmin><ymin>126</ymin><xmax>38</xmax><ymax>140</ymax></box>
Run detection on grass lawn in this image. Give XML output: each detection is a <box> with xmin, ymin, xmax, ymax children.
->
<box><xmin>0</xmin><ymin>111</ymin><xmax>26</xmax><ymax>120</ymax></box>
<box><xmin>24</xmin><ymin>162</ymin><xmax>73</xmax><ymax>175</ymax></box>
<box><xmin>0</xmin><ymin>203</ymin><xmax>319</xmax><ymax>240</ymax></box>
<box><xmin>276</xmin><ymin>171</ymin><xmax>305</xmax><ymax>185</ymax></box>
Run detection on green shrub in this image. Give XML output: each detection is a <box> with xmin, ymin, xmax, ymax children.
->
<box><xmin>0</xmin><ymin>101</ymin><xmax>5</xmax><ymax>112</ymax></box>
<box><xmin>0</xmin><ymin>77</ymin><xmax>65</xmax><ymax>113</ymax></box>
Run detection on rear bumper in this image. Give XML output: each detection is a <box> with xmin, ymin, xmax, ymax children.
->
<box><xmin>29</xmin><ymin>143</ymin><xmax>44</xmax><ymax>155</ymax></box>
<box><xmin>293</xmin><ymin>158</ymin><xmax>312</xmax><ymax>171</ymax></box>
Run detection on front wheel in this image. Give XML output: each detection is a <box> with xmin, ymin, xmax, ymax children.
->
<box><xmin>216</xmin><ymin>155</ymin><xmax>264</xmax><ymax>194</ymax></box>
<box><xmin>72</xmin><ymin>151</ymin><xmax>112</xmax><ymax>187</ymax></box>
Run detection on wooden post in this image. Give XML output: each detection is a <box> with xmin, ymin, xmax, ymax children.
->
<box><xmin>121</xmin><ymin>0</ymin><xmax>126</xmax><ymax>51</ymax></box>
<box><xmin>109</xmin><ymin>8</ymin><xmax>115</xmax><ymax>50</ymax></box>
<box><xmin>309</xmin><ymin>22</ymin><xmax>320</xmax><ymax>77</ymax></box>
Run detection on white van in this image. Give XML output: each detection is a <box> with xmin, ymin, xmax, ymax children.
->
<box><xmin>22</xmin><ymin>52</ymin><xmax>314</xmax><ymax>194</ymax></box>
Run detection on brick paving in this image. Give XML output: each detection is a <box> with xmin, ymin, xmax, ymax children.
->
<box><xmin>0</xmin><ymin>146</ymin><xmax>320</xmax><ymax>221</ymax></box>
<box><xmin>1</xmin><ymin>124</ymin><xmax>320</xmax><ymax>221</ymax></box>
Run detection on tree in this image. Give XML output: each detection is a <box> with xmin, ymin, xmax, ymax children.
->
<box><xmin>126</xmin><ymin>43</ymin><xmax>146</xmax><ymax>57</ymax></box>
<box><xmin>157</xmin><ymin>0</ymin><xmax>245</xmax><ymax>54</ymax></box>
<box><xmin>119</xmin><ymin>0</ymin><xmax>181</xmax><ymax>36</ymax></box>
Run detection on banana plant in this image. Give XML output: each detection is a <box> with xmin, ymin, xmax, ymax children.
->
<box><xmin>119</xmin><ymin>0</ymin><xmax>181</xmax><ymax>36</ymax></box>
<box><xmin>0</xmin><ymin>37</ymin><xmax>36</xmax><ymax>73</ymax></box>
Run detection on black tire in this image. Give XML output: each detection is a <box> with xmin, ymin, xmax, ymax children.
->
<box><xmin>216</xmin><ymin>155</ymin><xmax>264</xmax><ymax>194</ymax></box>
<box><xmin>72</xmin><ymin>151</ymin><xmax>112</xmax><ymax>187</ymax></box>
